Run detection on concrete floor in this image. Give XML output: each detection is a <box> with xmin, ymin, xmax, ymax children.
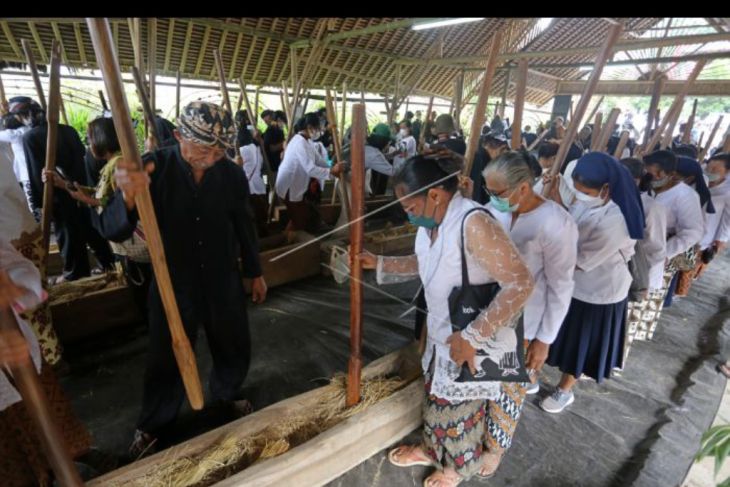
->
<box><xmin>59</xmin><ymin>252</ymin><xmax>730</xmax><ymax>486</ymax></box>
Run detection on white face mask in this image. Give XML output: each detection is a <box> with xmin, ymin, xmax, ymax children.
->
<box><xmin>574</xmin><ymin>188</ymin><xmax>605</xmax><ymax>207</ymax></box>
<box><xmin>399</xmin><ymin>129</ymin><xmax>408</xmax><ymax>137</ymax></box>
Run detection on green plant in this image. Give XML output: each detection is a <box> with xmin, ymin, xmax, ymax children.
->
<box><xmin>696</xmin><ymin>424</ymin><xmax>730</xmax><ymax>484</ymax></box>
<box><xmin>65</xmin><ymin>105</ymin><xmax>92</xmax><ymax>142</ymax></box>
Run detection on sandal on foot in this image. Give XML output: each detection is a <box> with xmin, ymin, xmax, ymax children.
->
<box><xmin>475</xmin><ymin>450</ymin><xmax>504</xmax><ymax>480</ymax></box>
<box><xmin>423</xmin><ymin>469</ymin><xmax>463</xmax><ymax>487</ymax></box>
<box><xmin>388</xmin><ymin>445</ymin><xmax>434</xmax><ymax>468</ymax></box>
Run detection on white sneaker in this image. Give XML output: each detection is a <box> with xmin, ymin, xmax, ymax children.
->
<box><xmin>525</xmin><ymin>381</ymin><xmax>540</xmax><ymax>395</ymax></box>
<box><xmin>540</xmin><ymin>388</ymin><xmax>574</xmax><ymax>413</ymax></box>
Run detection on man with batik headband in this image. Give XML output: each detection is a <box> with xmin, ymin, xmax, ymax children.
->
<box><xmin>95</xmin><ymin>101</ymin><xmax>267</xmax><ymax>458</ymax></box>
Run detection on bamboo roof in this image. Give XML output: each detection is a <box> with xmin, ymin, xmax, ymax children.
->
<box><xmin>1</xmin><ymin>17</ymin><xmax>729</xmax><ymax>107</ymax></box>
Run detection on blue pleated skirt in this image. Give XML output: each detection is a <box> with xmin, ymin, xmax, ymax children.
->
<box><xmin>546</xmin><ymin>297</ymin><xmax>628</xmax><ymax>383</ymax></box>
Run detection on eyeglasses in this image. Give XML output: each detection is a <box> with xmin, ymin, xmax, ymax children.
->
<box><xmin>483</xmin><ymin>185</ymin><xmax>514</xmax><ymax>199</ymax></box>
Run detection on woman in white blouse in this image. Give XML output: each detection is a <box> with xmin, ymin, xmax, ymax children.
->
<box><xmin>275</xmin><ymin>113</ymin><xmax>343</xmax><ymax>233</ymax></box>
<box><xmin>542</xmin><ymin>153</ymin><xmax>644</xmax><ymax>414</ymax></box>
<box><xmin>698</xmin><ymin>153</ymin><xmax>730</xmax><ymax>271</ymax></box>
<box><xmin>356</xmin><ymin>155</ymin><xmax>534</xmax><ymax>487</ymax></box>
<box><xmin>0</xmin><ymin>97</ymin><xmax>34</xmax><ymax>213</ymax></box>
<box><xmin>238</xmin><ymin>125</ymin><xmax>269</xmax><ymax>236</ymax></box>
<box><xmin>481</xmin><ymin>150</ymin><xmax>578</xmax><ymax>477</ymax></box>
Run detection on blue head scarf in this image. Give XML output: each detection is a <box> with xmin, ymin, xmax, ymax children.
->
<box><xmin>676</xmin><ymin>156</ymin><xmax>715</xmax><ymax>213</ymax></box>
<box><xmin>572</xmin><ymin>152</ymin><xmax>645</xmax><ymax>239</ymax></box>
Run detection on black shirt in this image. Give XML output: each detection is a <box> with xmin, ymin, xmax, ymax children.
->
<box><xmin>263</xmin><ymin>125</ymin><xmax>285</xmax><ymax>172</ymax></box>
<box><xmin>440</xmin><ymin>137</ymin><xmax>467</xmax><ymax>156</ymax></box>
<box><xmin>84</xmin><ymin>149</ymin><xmax>107</xmax><ymax>187</ymax></box>
<box><xmin>155</xmin><ymin>116</ymin><xmax>178</xmax><ymax>147</ymax></box>
<box><xmin>470</xmin><ymin>146</ymin><xmax>490</xmax><ymax>205</ymax></box>
<box><xmin>22</xmin><ymin>123</ymin><xmax>87</xmax><ymax>212</ymax></box>
<box><xmin>97</xmin><ymin>145</ymin><xmax>263</xmax><ymax>305</ymax></box>
<box><xmin>523</xmin><ymin>132</ymin><xmax>538</xmax><ymax>148</ymax></box>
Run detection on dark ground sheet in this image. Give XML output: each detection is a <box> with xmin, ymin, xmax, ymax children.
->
<box><xmin>61</xmin><ymin>253</ymin><xmax>730</xmax><ymax>486</ymax></box>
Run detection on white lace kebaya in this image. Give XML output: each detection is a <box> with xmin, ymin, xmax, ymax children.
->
<box><xmin>376</xmin><ymin>193</ymin><xmax>534</xmax><ymax>401</ymax></box>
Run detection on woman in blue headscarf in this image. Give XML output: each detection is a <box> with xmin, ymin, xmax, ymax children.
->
<box><xmin>540</xmin><ymin>152</ymin><xmax>643</xmax><ymax>414</ymax></box>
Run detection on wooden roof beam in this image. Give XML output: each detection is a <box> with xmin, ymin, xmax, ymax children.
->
<box><xmin>179</xmin><ymin>22</ymin><xmax>194</xmax><ymax>73</ymax></box>
<box><xmin>163</xmin><ymin>19</ymin><xmax>175</xmax><ymax>72</ymax></box>
<box><xmin>556</xmin><ymin>79</ymin><xmax>730</xmax><ymax>96</ymax></box>
<box><xmin>0</xmin><ymin>21</ymin><xmax>22</xmax><ymax>58</ymax></box>
<box><xmin>290</xmin><ymin>18</ymin><xmax>444</xmax><ymax>48</ymax></box>
<box><xmin>28</xmin><ymin>22</ymin><xmax>48</xmax><ymax>64</ymax></box>
<box><xmin>50</xmin><ymin>21</ymin><xmax>70</xmax><ymax>65</ymax></box>
<box><xmin>191</xmin><ymin>17</ymin><xmax>298</xmax><ymax>44</ymax></box>
<box><xmin>194</xmin><ymin>26</ymin><xmax>212</xmax><ymax>77</ymax></box>
<box><xmin>74</xmin><ymin>21</ymin><xmax>87</xmax><ymax>66</ymax></box>
<box><xmin>396</xmin><ymin>32</ymin><xmax>730</xmax><ymax>65</ymax></box>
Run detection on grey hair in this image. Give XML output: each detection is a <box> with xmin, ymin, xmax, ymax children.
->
<box><xmin>483</xmin><ymin>150</ymin><xmax>536</xmax><ymax>189</ymax></box>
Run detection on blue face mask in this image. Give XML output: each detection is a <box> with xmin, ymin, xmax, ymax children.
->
<box><xmin>487</xmin><ymin>187</ymin><xmax>519</xmax><ymax>213</ymax></box>
<box><xmin>407</xmin><ymin>199</ymin><xmax>439</xmax><ymax>229</ymax></box>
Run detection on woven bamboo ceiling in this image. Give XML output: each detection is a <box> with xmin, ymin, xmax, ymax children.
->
<box><xmin>2</xmin><ymin>17</ymin><xmax>729</xmax><ymax>107</ymax></box>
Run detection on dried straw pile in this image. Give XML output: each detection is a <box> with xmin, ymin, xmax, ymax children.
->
<box><xmin>120</xmin><ymin>374</ymin><xmax>406</xmax><ymax>487</ymax></box>
<box><xmin>48</xmin><ymin>269</ymin><xmax>126</xmax><ymax>305</ymax></box>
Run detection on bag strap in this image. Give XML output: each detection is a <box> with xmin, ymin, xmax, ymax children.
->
<box><xmin>459</xmin><ymin>206</ymin><xmax>495</xmax><ymax>288</ymax></box>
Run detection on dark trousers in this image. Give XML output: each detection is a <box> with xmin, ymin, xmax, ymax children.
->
<box><xmin>370</xmin><ymin>172</ymin><xmax>389</xmax><ymax>196</ymax></box>
<box><xmin>118</xmin><ymin>256</ymin><xmax>153</xmax><ymax>317</ymax></box>
<box><xmin>283</xmin><ymin>191</ymin><xmax>321</xmax><ymax>233</ymax></box>
<box><xmin>137</xmin><ymin>284</ymin><xmax>252</xmax><ymax>436</ymax></box>
<box><xmin>54</xmin><ymin>203</ymin><xmax>115</xmax><ymax>280</ymax></box>
<box><xmin>249</xmin><ymin>194</ymin><xmax>270</xmax><ymax>237</ymax></box>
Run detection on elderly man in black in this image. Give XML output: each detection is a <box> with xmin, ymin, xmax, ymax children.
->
<box><xmin>96</xmin><ymin>101</ymin><xmax>267</xmax><ymax>457</ymax></box>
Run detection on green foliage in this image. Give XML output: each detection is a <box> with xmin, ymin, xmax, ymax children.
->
<box><xmin>696</xmin><ymin>424</ymin><xmax>730</xmax><ymax>483</ymax></box>
<box><xmin>65</xmin><ymin>105</ymin><xmax>92</xmax><ymax>143</ymax></box>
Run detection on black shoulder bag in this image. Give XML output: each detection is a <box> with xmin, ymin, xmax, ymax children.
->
<box><xmin>447</xmin><ymin>207</ymin><xmax>530</xmax><ymax>383</ymax></box>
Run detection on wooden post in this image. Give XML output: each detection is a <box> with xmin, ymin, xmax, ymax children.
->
<box><xmin>500</xmin><ymin>68</ymin><xmax>510</xmax><ymax>118</ymax></box>
<box><xmin>698</xmin><ymin>131</ymin><xmax>705</xmax><ymax>149</ymax></box>
<box><xmin>584</xmin><ymin>96</ymin><xmax>605</xmax><ymax>135</ymax></box>
<box><xmin>340</xmin><ymin>82</ymin><xmax>347</xmax><ymax>136</ymax></box>
<box><xmin>98</xmin><ymin>89</ymin><xmax>109</xmax><ymax>111</ymax></box>
<box><xmin>0</xmin><ymin>72</ymin><xmax>7</xmax><ymax>114</ymax></box>
<box><xmin>419</xmin><ymin>96</ymin><xmax>434</xmax><ymax>152</ymax></box>
<box><xmin>0</xmin><ymin>309</ymin><xmax>83</xmax><ymax>487</ymax></box>
<box><xmin>361</xmin><ymin>90</ymin><xmax>366</xmax><ymax>105</ymax></box>
<box><xmin>254</xmin><ymin>87</ymin><xmax>260</xmax><ymax>123</ymax></box>
<box><xmin>213</xmin><ymin>48</ymin><xmax>241</xmax><ymax>163</ymax></box>
<box><xmin>543</xmin><ymin>24</ymin><xmax>623</xmax><ymax>195</ymax></box>
<box><xmin>660</xmin><ymin>99</ymin><xmax>685</xmax><ymax>149</ymax></box>
<box><xmin>325</xmin><ymin>88</ymin><xmax>350</xmax><ymax>221</ymax></box>
<box><xmin>681</xmin><ymin>98</ymin><xmax>698</xmax><ymax>144</ymax></box>
<box><xmin>527</xmin><ymin>128</ymin><xmax>550</xmax><ymax>151</ymax></box>
<box><xmin>644</xmin><ymin>75</ymin><xmax>666</xmax><ymax>147</ymax></box>
<box><xmin>590</xmin><ymin>113</ymin><xmax>603</xmax><ymax>151</ymax></box>
<box><xmin>40</xmin><ymin>41</ymin><xmax>61</xmax><ymax>270</ymax></box>
<box><xmin>511</xmin><ymin>60</ymin><xmax>528</xmax><ymax>150</ymax></box>
<box><xmin>463</xmin><ymin>27</ymin><xmax>504</xmax><ymax>177</ymax></box>
<box><xmin>347</xmin><ymin>103</ymin><xmax>366</xmax><ymax>407</ymax></box>
<box><xmin>453</xmin><ymin>72</ymin><xmax>464</xmax><ymax>131</ymax></box>
<box><xmin>21</xmin><ymin>39</ymin><xmax>47</xmax><ymax>111</ymax></box>
<box><xmin>59</xmin><ymin>94</ymin><xmax>69</xmax><ymax>126</ymax></box>
<box><xmin>698</xmin><ymin>115</ymin><xmax>724</xmax><ymax>161</ymax></box>
<box><xmin>613</xmin><ymin>131</ymin><xmax>630</xmax><ymax>158</ymax></box>
<box><xmin>302</xmin><ymin>91</ymin><xmax>311</xmax><ymax>114</ymax></box>
<box><xmin>642</xmin><ymin>60</ymin><xmax>706</xmax><ymax>154</ymax></box>
<box><xmin>175</xmin><ymin>70</ymin><xmax>181</xmax><ymax>118</ymax></box>
<box><xmin>148</xmin><ymin>18</ymin><xmax>157</xmax><ymax>117</ymax></box>
<box><xmin>131</xmin><ymin>67</ymin><xmax>160</xmax><ymax>149</ymax></box>
<box><xmin>595</xmin><ymin>107</ymin><xmax>621</xmax><ymax>153</ymax></box>
<box><xmin>86</xmin><ymin>17</ymin><xmax>204</xmax><ymax>411</ymax></box>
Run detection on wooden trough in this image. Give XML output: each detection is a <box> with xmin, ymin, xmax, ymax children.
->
<box><xmin>88</xmin><ymin>345</ymin><xmax>424</xmax><ymax>487</ymax></box>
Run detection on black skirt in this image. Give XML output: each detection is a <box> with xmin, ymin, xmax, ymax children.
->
<box><xmin>546</xmin><ymin>297</ymin><xmax>628</xmax><ymax>382</ymax></box>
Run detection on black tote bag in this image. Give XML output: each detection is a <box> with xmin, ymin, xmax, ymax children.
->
<box><xmin>447</xmin><ymin>208</ymin><xmax>530</xmax><ymax>383</ymax></box>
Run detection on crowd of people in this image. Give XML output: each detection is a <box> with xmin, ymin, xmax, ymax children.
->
<box><xmin>0</xmin><ymin>88</ymin><xmax>729</xmax><ymax>487</ymax></box>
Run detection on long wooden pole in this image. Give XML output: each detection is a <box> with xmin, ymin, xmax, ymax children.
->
<box><xmin>239</xmin><ymin>78</ymin><xmax>274</xmax><ymax>183</ymax></box>
<box><xmin>254</xmin><ymin>87</ymin><xmax>260</xmax><ymax>122</ymax></box>
<box><xmin>346</xmin><ymin>103</ymin><xmax>366</xmax><ymax>407</ymax></box>
<box><xmin>590</xmin><ymin>113</ymin><xmax>603</xmax><ymax>151</ymax></box>
<box><xmin>419</xmin><ymin>96</ymin><xmax>434</xmax><ymax>152</ymax></box>
<box><xmin>644</xmin><ymin>75</ymin><xmax>666</xmax><ymax>147</ymax></box>
<box><xmin>0</xmin><ymin>72</ymin><xmax>7</xmax><ymax>114</ymax></box>
<box><xmin>0</xmin><ymin>309</ymin><xmax>83</xmax><ymax>487</ymax></box>
<box><xmin>213</xmin><ymin>48</ymin><xmax>241</xmax><ymax>163</ymax></box>
<box><xmin>148</xmin><ymin>18</ymin><xmax>157</xmax><ymax>118</ymax></box>
<box><xmin>21</xmin><ymin>39</ymin><xmax>47</xmax><ymax>111</ymax></box>
<box><xmin>131</xmin><ymin>67</ymin><xmax>160</xmax><ymax>149</ymax></box>
<box><xmin>40</xmin><ymin>41</ymin><xmax>61</xmax><ymax>271</ymax></box>
<box><xmin>681</xmin><ymin>98</ymin><xmax>698</xmax><ymax>144</ymax></box>
<box><xmin>613</xmin><ymin>131</ymin><xmax>630</xmax><ymax>158</ymax></box>
<box><xmin>642</xmin><ymin>60</ymin><xmax>706</xmax><ymax>154</ymax></box>
<box><xmin>463</xmin><ymin>27</ymin><xmax>504</xmax><ymax>177</ymax></box>
<box><xmin>698</xmin><ymin>115</ymin><xmax>724</xmax><ymax>161</ymax></box>
<box><xmin>325</xmin><ymin>88</ymin><xmax>350</xmax><ymax>221</ymax></box>
<box><xmin>87</xmin><ymin>18</ymin><xmax>204</xmax><ymax>411</ymax></box>
<box><xmin>544</xmin><ymin>24</ymin><xmax>623</xmax><ymax>195</ymax></box>
<box><xmin>511</xmin><ymin>60</ymin><xmax>529</xmax><ymax>149</ymax></box>
<box><xmin>98</xmin><ymin>89</ymin><xmax>109</xmax><ymax>111</ymax></box>
<box><xmin>175</xmin><ymin>70</ymin><xmax>181</xmax><ymax>118</ymax></box>
<box><xmin>661</xmin><ymin>99</ymin><xmax>685</xmax><ymax>149</ymax></box>
<box><xmin>584</xmin><ymin>96</ymin><xmax>605</xmax><ymax>134</ymax></box>
<box><xmin>596</xmin><ymin>107</ymin><xmax>621</xmax><ymax>153</ymax></box>
<box><xmin>59</xmin><ymin>94</ymin><xmax>69</xmax><ymax>126</ymax></box>
<box><xmin>528</xmin><ymin>128</ymin><xmax>550</xmax><ymax>151</ymax></box>
<box><xmin>340</xmin><ymin>82</ymin><xmax>347</xmax><ymax>134</ymax></box>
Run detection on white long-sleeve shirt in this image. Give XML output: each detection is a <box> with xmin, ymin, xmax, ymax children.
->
<box><xmin>533</xmin><ymin>159</ymin><xmax>579</xmax><ymax>207</ymax></box>
<box><xmin>654</xmin><ymin>182</ymin><xmax>704</xmax><ymax>259</ymax></box>
<box><xmin>0</xmin><ymin>126</ymin><xmax>30</xmax><ymax>183</ymax></box>
<box><xmin>0</xmin><ymin>238</ymin><xmax>43</xmax><ymax>411</ymax></box>
<box><xmin>640</xmin><ymin>192</ymin><xmax>668</xmax><ymax>292</ymax></box>
<box><xmin>488</xmin><ymin>199</ymin><xmax>578</xmax><ymax>344</ymax></box>
<box><xmin>0</xmin><ymin>142</ymin><xmax>38</xmax><ymax>243</ymax></box>
<box><xmin>393</xmin><ymin>135</ymin><xmax>416</xmax><ymax>173</ymax></box>
<box><xmin>240</xmin><ymin>143</ymin><xmax>266</xmax><ymax>195</ymax></box>
<box><xmin>700</xmin><ymin>178</ymin><xmax>730</xmax><ymax>249</ymax></box>
<box><xmin>570</xmin><ymin>200</ymin><xmax>635</xmax><ymax>304</ymax></box>
<box><xmin>275</xmin><ymin>133</ymin><xmax>332</xmax><ymax>201</ymax></box>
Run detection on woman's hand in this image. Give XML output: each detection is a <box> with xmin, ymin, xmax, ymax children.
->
<box><xmin>350</xmin><ymin>247</ymin><xmax>377</xmax><ymax>270</ymax></box>
<box><xmin>458</xmin><ymin>175</ymin><xmax>474</xmax><ymax>200</ymax></box>
<box><xmin>330</xmin><ymin>161</ymin><xmax>344</xmax><ymax>178</ymax></box>
<box><xmin>524</xmin><ymin>339</ymin><xmax>549</xmax><ymax>373</ymax></box>
<box><xmin>446</xmin><ymin>332</ymin><xmax>477</xmax><ymax>375</ymax></box>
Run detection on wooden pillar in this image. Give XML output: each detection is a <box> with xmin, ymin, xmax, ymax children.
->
<box><xmin>148</xmin><ymin>18</ymin><xmax>157</xmax><ymax>116</ymax></box>
<box><xmin>682</xmin><ymin>98</ymin><xmax>698</xmax><ymax>144</ymax></box>
<box><xmin>500</xmin><ymin>67</ymin><xmax>510</xmax><ymax>118</ymax></box>
<box><xmin>347</xmin><ymin>103</ymin><xmax>366</xmax><ymax>407</ymax></box>
<box><xmin>453</xmin><ymin>71</ymin><xmax>464</xmax><ymax>131</ymax></box>
<box><xmin>698</xmin><ymin>115</ymin><xmax>724</xmax><ymax>161</ymax></box>
<box><xmin>175</xmin><ymin>70</ymin><xmax>181</xmax><ymax>118</ymax></box>
<box><xmin>40</xmin><ymin>41</ymin><xmax>61</xmax><ymax>272</ymax></box>
<box><xmin>21</xmin><ymin>39</ymin><xmax>47</xmax><ymax>110</ymax></box>
<box><xmin>511</xmin><ymin>60</ymin><xmax>528</xmax><ymax>149</ymax></box>
<box><xmin>644</xmin><ymin>75</ymin><xmax>666</xmax><ymax>147</ymax></box>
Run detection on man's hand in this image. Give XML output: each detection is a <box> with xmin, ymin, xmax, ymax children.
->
<box><xmin>446</xmin><ymin>332</ymin><xmax>477</xmax><ymax>375</ymax></box>
<box><xmin>234</xmin><ymin>155</ymin><xmax>244</xmax><ymax>167</ymax></box>
<box><xmin>458</xmin><ymin>175</ymin><xmax>474</xmax><ymax>200</ymax></box>
<box><xmin>0</xmin><ymin>327</ymin><xmax>30</xmax><ymax>367</ymax></box>
<box><xmin>42</xmin><ymin>169</ymin><xmax>66</xmax><ymax>189</ymax></box>
<box><xmin>330</xmin><ymin>162</ymin><xmax>345</xmax><ymax>178</ymax></box>
<box><xmin>524</xmin><ymin>339</ymin><xmax>550</xmax><ymax>374</ymax></box>
<box><xmin>115</xmin><ymin>158</ymin><xmax>155</xmax><ymax>211</ymax></box>
<box><xmin>714</xmin><ymin>241</ymin><xmax>727</xmax><ymax>253</ymax></box>
<box><xmin>251</xmin><ymin>276</ymin><xmax>267</xmax><ymax>304</ymax></box>
<box><xmin>0</xmin><ymin>271</ymin><xmax>29</xmax><ymax>311</ymax></box>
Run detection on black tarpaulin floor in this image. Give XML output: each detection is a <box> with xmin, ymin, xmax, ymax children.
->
<box><xmin>61</xmin><ymin>252</ymin><xmax>730</xmax><ymax>486</ymax></box>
